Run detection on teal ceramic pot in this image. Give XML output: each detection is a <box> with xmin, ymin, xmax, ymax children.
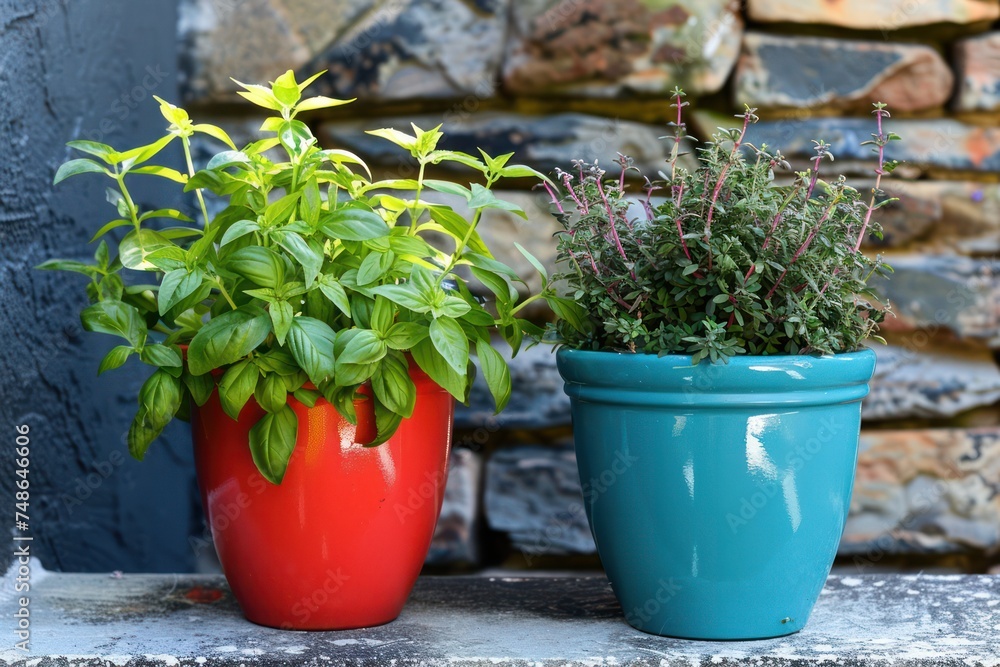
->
<box><xmin>557</xmin><ymin>348</ymin><xmax>876</xmax><ymax>640</ymax></box>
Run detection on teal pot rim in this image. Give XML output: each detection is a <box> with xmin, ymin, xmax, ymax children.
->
<box><xmin>556</xmin><ymin>347</ymin><xmax>876</xmax><ymax>408</ymax></box>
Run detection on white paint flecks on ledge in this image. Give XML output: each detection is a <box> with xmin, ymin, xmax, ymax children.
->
<box><xmin>1</xmin><ymin>573</ymin><xmax>999</xmax><ymax>666</ymax></box>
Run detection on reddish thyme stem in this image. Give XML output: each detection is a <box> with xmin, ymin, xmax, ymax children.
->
<box><xmin>642</xmin><ymin>179</ymin><xmax>659</xmax><ymax>222</ymax></box>
<box><xmin>805</xmin><ymin>144</ymin><xmax>828</xmax><ymax>201</ymax></box>
<box><xmin>743</xmin><ymin>180</ymin><xmax>801</xmax><ymax>283</ymax></box>
<box><xmin>705</xmin><ymin>112</ymin><xmax>752</xmax><ymax>237</ymax></box>
<box><xmin>743</xmin><ymin>213</ymin><xmax>782</xmax><ymax>283</ymax></box>
<box><xmin>853</xmin><ymin>108</ymin><xmax>888</xmax><ymax>253</ymax></box>
<box><xmin>543</xmin><ymin>181</ymin><xmax>565</xmax><ymax>215</ymax></box>
<box><xmin>668</xmin><ymin>90</ymin><xmax>695</xmax><ymax>264</ymax></box>
<box><xmin>596</xmin><ymin>177</ymin><xmax>632</xmax><ymax>278</ymax></box>
<box><xmin>818</xmin><ymin>106</ymin><xmax>893</xmax><ymax>297</ymax></box>
<box><xmin>705</xmin><ymin>108</ymin><xmax>755</xmax><ymax>271</ymax></box>
<box><xmin>561</xmin><ymin>172</ymin><xmax>587</xmax><ymax>214</ymax></box>
<box><xmin>765</xmin><ymin>198</ymin><xmax>840</xmax><ymax>300</ymax></box>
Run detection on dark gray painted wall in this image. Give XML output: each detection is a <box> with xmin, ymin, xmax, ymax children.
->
<box><xmin>1</xmin><ymin>0</ymin><xmax>200</xmax><ymax>573</ymax></box>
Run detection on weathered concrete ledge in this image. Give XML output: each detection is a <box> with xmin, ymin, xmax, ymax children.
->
<box><xmin>2</xmin><ymin>573</ymin><xmax>999</xmax><ymax>666</ymax></box>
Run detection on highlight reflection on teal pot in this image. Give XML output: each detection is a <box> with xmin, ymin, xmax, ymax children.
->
<box><xmin>557</xmin><ymin>348</ymin><xmax>876</xmax><ymax>640</ymax></box>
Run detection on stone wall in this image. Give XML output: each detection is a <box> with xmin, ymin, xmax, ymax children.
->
<box><xmin>177</xmin><ymin>0</ymin><xmax>998</xmax><ymax>573</ymax></box>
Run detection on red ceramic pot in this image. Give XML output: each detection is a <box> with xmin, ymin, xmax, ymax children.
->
<box><xmin>191</xmin><ymin>366</ymin><xmax>453</xmax><ymax>630</ymax></box>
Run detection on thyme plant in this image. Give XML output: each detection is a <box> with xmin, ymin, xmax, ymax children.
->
<box><xmin>546</xmin><ymin>91</ymin><xmax>895</xmax><ymax>363</ymax></box>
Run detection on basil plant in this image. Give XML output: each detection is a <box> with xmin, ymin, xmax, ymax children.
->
<box><xmin>41</xmin><ymin>70</ymin><xmax>569</xmax><ymax>484</ymax></box>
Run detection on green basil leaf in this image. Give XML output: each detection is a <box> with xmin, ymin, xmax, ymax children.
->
<box><xmin>430</xmin><ymin>316</ymin><xmax>469</xmax><ymax>375</ymax></box>
<box><xmin>320</xmin><ymin>206</ymin><xmax>390</xmax><ymax>241</ymax></box>
<box><xmin>187</xmin><ymin>305</ymin><xmax>271</xmax><ymax>376</ymax></box>
<box><xmin>95</xmin><ymin>240</ymin><xmax>109</xmax><ymax>269</ymax></box>
<box><xmin>470</xmin><ymin>266</ymin><xmax>516</xmax><ymax>305</ymax></box>
<box><xmin>369</xmin><ymin>295</ymin><xmax>394</xmax><ymax>335</ymax></box>
<box><xmin>411</xmin><ymin>337</ymin><xmax>466</xmax><ymax>401</ymax></box>
<box><xmin>461</xmin><ymin>304</ymin><xmax>497</xmax><ymax>328</ymax></box>
<box><xmin>295</xmin><ymin>95</ymin><xmax>350</xmax><ymax>113</ymax></box>
<box><xmin>139</xmin><ymin>368</ymin><xmax>183</xmax><ymax>431</ymax></box>
<box><xmin>226</xmin><ymin>246</ymin><xmax>286</xmax><ymax>288</ymax></box>
<box><xmin>128</xmin><ymin>408</ymin><xmax>163</xmax><ymax>461</ymax></box>
<box><xmin>139</xmin><ymin>343</ymin><xmax>183</xmax><ymax>368</ymax></box>
<box><xmin>269</xmin><ymin>300</ymin><xmax>294</xmax><ymax>346</ymax></box>
<box><xmin>274</xmin><ymin>230</ymin><xmax>322</xmax><ymax>288</ymax></box>
<box><xmin>425</xmin><ymin>150</ymin><xmax>486</xmax><ymax>172</ymax></box>
<box><xmin>499</xmin><ymin>164</ymin><xmax>547</xmax><ymax>180</ymax></box>
<box><xmin>119</xmin><ymin>228</ymin><xmax>175</xmax><ymax>271</ymax></box>
<box><xmin>291</xmin><ymin>387</ymin><xmax>321</xmax><ymax>408</ymax></box>
<box><xmin>54</xmin><ymin>158</ymin><xmax>107</xmax><ymax>185</ymax></box>
<box><xmin>285</xmin><ymin>317</ymin><xmax>337</xmax><ymax>386</ymax></box>
<box><xmin>254</xmin><ymin>372</ymin><xmax>288</xmax><ymax>413</ymax></box>
<box><xmin>158</xmin><ymin>268</ymin><xmax>205</xmax><ymax>316</ymax></box>
<box><xmin>388</xmin><ymin>232</ymin><xmax>436</xmax><ymax>259</ymax></box>
<box><xmin>264</xmin><ymin>191</ymin><xmax>302</xmax><ymax>227</ymax></box>
<box><xmin>363</xmin><ymin>399</ymin><xmax>404</xmax><ymax>448</ymax></box>
<box><xmin>317</xmin><ymin>148</ymin><xmax>372</xmax><ymax>178</ymax></box>
<box><xmin>370</xmin><ymin>283</ymin><xmax>431</xmax><ymax>313</ymax></box>
<box><xmin>137</xmin><ymin>208</ymin><xmax>193</xmax><ymax>223</ymax></box>
<box><xmin>186</xmin><ymin>225</ymin><xmax>220</xmax><ymax>264</ymax></box>
<box><xmin>428</xmin><ymin>206</ymin><xmax>491</xmax><ymax>256</ymax></box>
<box><xmin>272</xmin><ymin>70</ymin><xmax>301</xmax><ymax>106</ymax></box>
<box><xmin>220</xmin><ymin>219</ymin><xmax>260</xmax><ymax>246</ymax></box>
<box><xmin>81</xmin><ymin>300</ymin><xmax>146</xmax><ymax>347</ymax></box>
<box><xmin>322</xmin><ymin>384</ymin><xmax>360</xmax><ymax>425</ymax></box>
<box><xmin>365</xmin><ymin>127</ymin><xmax>417</xmax><ymax>152</ymax></box>
<box><xmin>546</xmin><ymin>295</ymin><xmax>590</xmax><ymax>334</ymax></box>
<box><xmin>318</xmin><ymin>275</ymin><xmax>352</xmax><ymax>318</ymax></box>
<box><xmin>464</xmin><ymin>252</ymin><xmax>523</xmax><ymax>282</ymax></box>
<box><xmin>206</xmin><ymin>150</ymin><xmax>251</xmax><ymax>171</ymax></box>
<box><xmin>130</xmin><ymin>165</ymin><xmax>188</xmax><ymax>183</ymax></box>
<box><xmin>66</xmin><ymin>139</ymin><xmax>116</xmax><ymax>163</ymax></box>
<box><xmin>36</xmin><ymin>259</ymin><xmax>100</xmax><ymax>276</ymax></box>
<box><xmin>410</xmin><ymin>263</ymin><xmax>443</xmax><ymax>298</ymax></box>
<box><xmin>218</xmin><ymin>359</ymin><xmax>260</xmax><ymax>421</ymax></box>
<box><xmin>234</xmin><ymin>79</ymin><xmax>284</xmax><ymax>111</ymax></box>
<box><xmin>249</xmin><ymin>405</ymin><xmax>298</xmax><ymax>484</ymax></box>
<box><xmin>347</xmin><ymin>292</ymin><xmax>375</xmax><ymax>326</ymax></box>
<box><xmin>479</xmin><ymin>150</ymin><xmax>513</xmax><ymax>173</ymax></box>
<box><xmin>116</xmin><ymin>134</ymin><xmax>176</xmax><ymax>167</ymax></box>
<box><xmin>183</xmin><ymin>372</ymin><xmax>215</xmax><ymax>407</ymax></box>
<box><xmin>371</xmin><ymin>352</ymin><xmax>416</xmax><ymax>418</ymax></box>
<box><xmin>192</xmin><ymin>123</ymin><xmax>238</xmax><ymax>150</ymax></box>
<box><xmin>384</xmin><ymin>322</ymin><xmax>429</xmax><ymax>350</ymax></box>
<box><xmin>435</xmin><ymin>295</ymin><xmax>471</xmax><ymax>319</ymax></box>
<box><xmin>338</xmin><ymin>329</ymin><xmax>387</xmax><ymax>366</ymax></box>
<box><xmin>468</xmin><ymin>184</ymin><xmax>527</xmax><ymax>219</ymax></box>
<box><xmin>300</xmin><ymin>178</ymin><xmax>321</xmax><ymax>226</ymax></box>
<box><xmin>357</xmin><ymin>250</ymin><xmax>394</xmax><ymax>286</ymax></box>
<box><xmin>476</xmin><ymin>340</ymin><xmax>511</xmax><ymax>414</ymax></box>
<box><xmin>145</xmin><ymin>244</ymin><xmax>187</xmax><ymax>272</ymax></box>
<box><xmin>515</xmin><ymin>241</ymin><xmax>548</xmax><ymax>283</ymax></box>
<box><xmin>88</xmin><ymin>218</ymin><xmax>132</xmax><ymax>242</ymax></box>
<box><xmin>255</xmin><ymin>348</ymin><xmax>300</xmax><ymax>375</ymax></box>
<box><xmin>282</xmin><ymin>370</ymin><xmax>309</xmax><ymax>393</ymax></box>
<box><xmin>422</xmin><ymin>180</ymin><xmax>472</xmax><ymax>200</ymax></box>
<box><xmin>278</xmin><ymin>120</ymin><xmax>314</xmax><ymax>155</ymax></box>
<box><xmin>98</xmin><ymin>345</ymin><xmax>133</xmax><ymax>375</ymax></box>
<box><xmin>336</xmin><ymin>361</ymin><xmax>377</xmax><ymax>386</ymax></box>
